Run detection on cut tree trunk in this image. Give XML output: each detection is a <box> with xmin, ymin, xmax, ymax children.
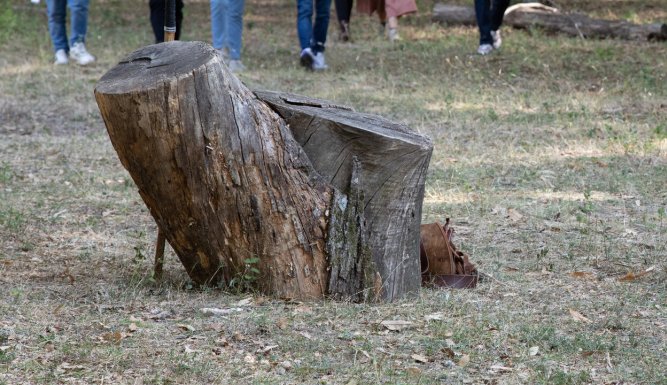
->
<box><xmin>432</xmin><ymin>2</ymin><xmax>667</xmax><ymax>41</ymax></box>
<box><xmin>254</xmin><ymin>91</ymin><xmax>432</xmax><ymax>301</ymax></box>
<box><xmin>94</xmin><ymin>41</ymin><xmax>432</xmax><ymax>301</ymax></box>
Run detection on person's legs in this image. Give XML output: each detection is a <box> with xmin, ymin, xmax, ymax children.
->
<box><xmin>175</xmin><ymin>0</ymin><xmax>184</xmax><ymax>40</ymax></box>
<box><xmin>67</xmin><ymin>0</ymin><xmax>89</xmax><ymax>46</ymax></box>
<box><xmin>334</xmin><ymin>0</ymin><xmax>352</xmax><ymax>41</ymax></box>
<box><xmin>210</xmin><ymin>0</ymin><xmax>225</xmax><ymax>50</ymax></box>
<box><xmin>311</xmin><ymin>0</ymin><xmax>331</xmax><ymax>53</ymax></box>
<box><xmin>225</xmin><ymin>0</ymin><xmax>244</xmax><ymax>60</ymax></box>
<box><xmin>490</xmin><ymin>0</ymin><xmax>510</xmax><ymax>31</ymax></box>
<box><xmin>474</xmin><ymin>0</ymin><xmax>492</xmax><ymax>46</ymax></box>
<box><xmin>334</xmin><ymin>0</ymin><xmax>352</xmax><ymax>23</ymax></box>
<box><xmin>149</xmin><ymin>0</ymin><xmax>164</xmax><ymax>43</ymax></box>
<box><xmin>296</xmin><ymin>0</ymin><xmax>314</xmax><ymax>51</ymax></box>
<box><xmin>46</xmin><ymin>0</ymin><xmax>68</xmax><ymax>52</ymax></box>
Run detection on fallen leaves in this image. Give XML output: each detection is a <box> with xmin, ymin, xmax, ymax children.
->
<box><xmin>489</xmin><ymin>364</ymin><xmax>513</xmax><ymax>372</ymax></box>
<box><xmin>200</xmin><ymin>307</ymin><xmax>243</xmax><ymax>316</ymax></box>
<box><xmin>99</xmin><ymin>331</ymin><xmax>127</xmax><ymax>343</ymax></box>
<box><xmin>411</xmin><ymin>353</ymin><xmax>429</xmax><ymax>363</ymax></box>
<box><xmin>618</xmin><ymin>266</ymin><xmax>655</xmax><ymax>281</ymax></box>
<box><xmin>569</xmin><ymin>309</ymin><xmax>592</xmax><ymax>323</ymax></box>
<box><xmin>570</xmin><ymin>271</ymin><xmax>595</xmax><ymax>279</ymax></box>
<box><xmin>457</xmin><ymin>353</ymin><xmax>470</xmax><ymax>367</ymax></box>
<box><xmin>177</xmin><ymin>324</ymin><xmax>195</xmax><ymax>332</ymax></box>
<box><xmin>380</xmin><ymin>320</ymin><xmax>413</xmax><ymax>331</ymax></box>
<box><xmin>528</xmin><ymin>346</ymin><xmax>539</xmax><ymax>356</ymax></box>
<box><xmin>57</xmin><ymin>362</ymin><xmax>86</xmax><ymax>372</ymax></box>
<box><xmin>424</xmin><ymin>313</ymin><xmax>444</xmax><ymax>322</ymax></box>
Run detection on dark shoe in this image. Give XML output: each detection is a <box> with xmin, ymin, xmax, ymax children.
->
<box><xmin>339</xmin><ymin>20</ymin><xmax>350</xmax><ymax>42</ymax></box>
<box><xmin>300</xmin><ymin>47</ymin><xmax>314</xmax><ymax>69</ymax></box>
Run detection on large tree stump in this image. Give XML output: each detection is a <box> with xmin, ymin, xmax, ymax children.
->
<box><xmin>432</xmin><ymin>3</ymin><xmax>667</xmax><ymax>41</ymax></box>
<box><xmin>94</xmin><ymin>41</ymin><xmax>432</xmax><ymax>301</ymax></box>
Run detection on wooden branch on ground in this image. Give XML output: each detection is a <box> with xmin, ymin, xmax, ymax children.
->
<box><xmin>432</xmin><ymin>2</ymin><xmax>667</xmax><ymax>41</ymax></box>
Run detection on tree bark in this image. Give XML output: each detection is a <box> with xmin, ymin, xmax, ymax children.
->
<box><xmin>431</xmin><ymin>4</ymin><xmax>477</xmax><ymax>26</ymax></box>
<box><xmin>94</xmin><ymin>41</ymin><xmax>432</xmax><ymax>301</ymax></box>
<box><xmin>432</xmin><ymin>2</ymin><xmax>667</xmax><ymax>41</ymax></box>
<box><xmin>255</xmin><ymin>91</ymin><xmax>432</xmax><ymax>301</ymax></box>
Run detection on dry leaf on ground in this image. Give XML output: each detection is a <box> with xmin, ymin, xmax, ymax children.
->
<box><xmin>100</xmin><ymin>331</ymin><xmax>124</xmax><ymax>343</ymax></box>
<box><xmin>569</xmin><ymin>309</ymin><xmax>592</xmax><ymax>323</ymax></box>
<box><xmin>177</xmin><ymin>324</ymin><xmax>195</xmax><ymax>332</ymax></box>
<box><xmin>490</xmin><ymin>364</ymin><xmax>513</xmax><ymax>372</ymax></box>
<box><xmin>457</xmin><ymin>354</ymin><xmax>470</xmax><ymax>367</ymax></box>
<box><xmin>200</xmin><ymin>307</ymin><xmax>243</xmax><ymax>316</ymax></box>
<box><xmin>424</xmin><ymin>312</ymin><xmax>444</xmax><ymax>321</ymax></box>
<box><xmin>57</xmin><ymin>362</ymin><xmax>86</xmax><ymax>372</ymax></box>
<box><xmin>619</xmin><ymin>266</ymin><xmax>655</xmax><ymax>281</ymax></box>
<box><xmin>406</xmin><ymin>367</ymin><xmax>422</xmax><ymax>376</ymax></box>
<box><xmin>236</xmin><ymin>297</ymin><xmax>253</xmax><ymax>306</ymax></box>
<box><xmin>507</xmin><ymin>208</ymin><xmax>524</xmax><ymax>222</ymax></box>
<box><xmin>276</xmin><ymin>317</ymin><xmax>288</xmax><ymax>330</ymax></box>
<box><xmin>570</xmin><ymin>271</ymin><xmax>595</xmax><ymax>279</ymax></box>
<box><xmin>380</xmin><ymin>320</ymin><xmax>413</xmax><ymax>331</ymax></box>
<box><xmin>411</xmin><ymin>354</ymin><xmax>429</xmax><ymax>363</ymax></box>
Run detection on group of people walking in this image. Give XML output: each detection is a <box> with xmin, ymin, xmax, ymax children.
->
<box><xmin>43</xmin><ymin>0</ymin><xmax>513</xmax><ymax>71</ymax></box>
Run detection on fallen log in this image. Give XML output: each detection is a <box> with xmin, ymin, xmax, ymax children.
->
<box><xmin>432</xmin><ymin>2</ymin><xmax>667</xmax><ymax>41</ymax></box>
<box><xmin>94</xmin><ymin>41</ymin><xmax>432</xmax><ymax>301</ymax></box>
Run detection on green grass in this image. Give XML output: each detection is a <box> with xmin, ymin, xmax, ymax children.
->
<box><xmin>1</xmin><ymin>0</ymin><xmax>666</xmax><ymax>384</ymax></box>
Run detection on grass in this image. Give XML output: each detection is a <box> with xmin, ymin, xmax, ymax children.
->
<box><xmin>1</xmin><ymin>0</ymin><xmax>666</xmax><ymax>384</ymax></box>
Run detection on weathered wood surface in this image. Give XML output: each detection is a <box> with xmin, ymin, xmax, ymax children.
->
<box><xmin>255</xmin><ymin>90</ymin><xmax>433</xmax><ymax>301</ymax></box>
<box><xmin>433</xmin><ymin>2</ymin><xmax>667</xmax><ymax>41</ymax></box>
<box><xmin>94</xmin><ymin>41</ymin><xmax>433</xmax><ymax>301</ymax></box>
<box><xmin>95</xmin><ymin>41</ymin><xmax>332</xmax><ymax>299</ymax></box>
<box><xmin>431</xmin><ymin>4</ymin><xmax>477</xmax><ymax>26</ymax></box>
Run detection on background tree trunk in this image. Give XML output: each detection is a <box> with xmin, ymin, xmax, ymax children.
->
<box><xmin>94</xmin><ymin>41</ymin><xmax>432</xmax><ymax>301</ymax></box>
<box><xmin>432</xmin><ymin>3</ymin><xmax>667</xmax><ymax>41</ymax></box>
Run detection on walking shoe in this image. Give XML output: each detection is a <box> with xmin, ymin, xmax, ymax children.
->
<box><xmin>54</xmin><ymin>49</ymin><xmax>68</xmax><ymax>65</ymax></box>
<box><xmin>339</xmin><ymin>20</ymin><xmax>350</xmax><ymax>42</ymax></box>
<box><xmin>300</xmin><ymin>47</ymin><xmax>315</xmax><ymax>69</ymax></box>
<box><xmin>228</xmin><ymin>59</ymin><xmax>246</xmax><ymax>73</ymax></box>
<box><xmin>388</xmin><ymin>28</ymin><xmax>401</xmax><ymax>42</ymax></box>
<box><xmin>70</xmin><ymin>42</ymin><xmax>95</xmax><ymax>65</ymax></box>
<box><xmin>477</xmin><ymin>44</ymin><xmax>493</xmax><ymax>55</ymax></box>
<box><xmin>491</xmin><ymin>30</ymin><xmax>502</xmax><ymax>49</ymax></box>
<box><xmin>312</xmin><ymin>52</ymin><xmax>328</xmax><ymax>71</ymax></box>
<box><xmin>216</xmin><ymin>48</ymin><xmax>230</xmax><ymax>62</ymax></box>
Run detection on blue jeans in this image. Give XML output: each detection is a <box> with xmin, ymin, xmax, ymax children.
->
<box><xmin>210</xmin><ymin>0</ymin><xmax>245</xmax><ymax>60</ymax></box>
<box><xmin>297</xmin><ymin>0</ymin><xmax>331</xmax><ymax>53</ymax></box>
<box><xmin>474</xmin><ymin>0</ymin><xmax>510</xmax><ymax>45</ymax></box>
<box><xmin>46</xmin><ymin>0</ymin><xmax>89</xmax><ymax>53</ymax></box>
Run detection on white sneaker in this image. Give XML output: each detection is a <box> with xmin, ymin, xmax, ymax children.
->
<box><xmin>491</xmin><ymin>30</ymin><xmax>502</xmax><ymax>49</ymax></box>
<box><xmin>228</xmin><ymin>59</ymin><xmax>246</xmax><ymax>73</ymax></box>
<box><xmin>312</xmin><ymin>52</ymin><xmax>328</xmax><ymax>71</ymax></box>
<box><xmin>300</xmin><ymin>47</ymin><xmax>314</xmax><ymax>69</ymax></box>
<box><xmin>70</xmin><ymin>42</ymin><xmax>95</xmax><ymax>65</ymax></box>
<box><xmin>477</xmin><ymin>44</ymin><xmax>493</xmax><ymax>55</ymax></box>
<box><xmin>54</xmin><ymin>49</ymin><xmax>68</xmax><ymax>65</ymax></box>
<box><xmin>217</xmin><ymin>48</ymin><xmax>230</xmax><ymax>62</ymax></box>
<box><xmin>388</xmin><ymin>28</ymin><xmax>401</xmax><ymax>42</ymax></box>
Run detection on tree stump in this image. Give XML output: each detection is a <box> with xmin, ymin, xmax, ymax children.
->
<box><xmin>94</xmin><ymin>41</ymin><xmax>432</xmax><ymax>301</ymax></box>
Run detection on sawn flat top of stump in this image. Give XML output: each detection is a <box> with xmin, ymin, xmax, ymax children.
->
<box><xmin>95</xmin><ymin>41</ymin><xmax>215</xmax><ymax>95</ymax></box>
